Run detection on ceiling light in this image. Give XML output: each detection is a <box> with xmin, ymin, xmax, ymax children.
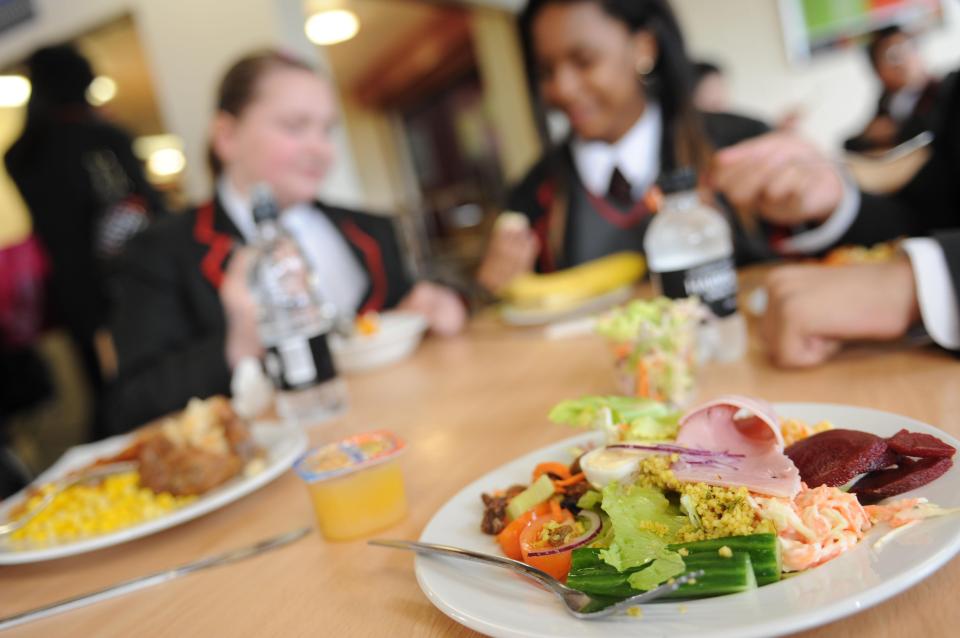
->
<box><xmin>87</xmin><ymin>76</ymin><xmax>117</xmax><ymax>106</ymax></box>
<box><xmin>0</xmin><ymin>75</ymin><xmax>31</xmax><ymax>108</ymax></box>
<box><xmin>147</xmin><ymin>147</ymin><xmax>186</xmax><ymax>178</ymax></box>
<box><xmin>305</xmin><ymin>9</ymin><xmax>360</xmax><ymax>46</ymax></box>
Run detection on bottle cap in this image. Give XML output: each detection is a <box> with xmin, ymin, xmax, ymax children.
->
<box><xmin>251</xmin><ymin>183</ymin><xmax>280</xmax><ymax>224</ymax></box>
<box><xmin>657</xmin><ymin>167</ymin><xmax>698</xmax><ymax>195</ymax></box>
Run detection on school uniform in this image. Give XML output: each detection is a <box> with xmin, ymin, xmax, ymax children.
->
<box><xmin>505</xmin><ymin>106</ymin><xmax>773</xmax><ymax>271</ymax></box>
<box><xmin>106</xmin><ymin>188</ymin><xmax>412</xmax><ymax>434</ymax></box>
<box><xmin>793</xmin><ymin>71</ymin><xmax>960</xmax><ymax>351</ymax></box>
<box><xmin>844</xmin><ymin>77</ymin><xmax>947</xmax><ymax>153</ymax></box>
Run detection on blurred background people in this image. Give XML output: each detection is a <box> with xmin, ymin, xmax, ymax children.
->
<box><xmin>692</xmin><ymin>60</ymin><xmax>729</xmax><ymax>113</ymax></box>
<box><xmin>4</xmin><ymin>44</ymin><xmax>167</xmax><ymax>441</ymax></box>
<box><xmin>476</xmin><ymin>0</ymin><xmax>771</xmax><ymax>295</ymax></box>
<box><xmin>844</xmin><ymin>25</ymin><xmax>947</xmax><ymax>154</ymax></box>
<box><xmin>105</xmin><ymin>50</ymin><xmax>466</xmax><ymax>434</ymax></box>
<box><xmin>712</xmin><ymin>62</ymin><xmax>960</xmax><ymax>367</ymax></box>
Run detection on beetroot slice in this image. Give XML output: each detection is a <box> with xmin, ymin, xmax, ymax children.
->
<box><xmin>886</xmin><ymin>429</ymin><xmax>956</xmax><ymax>459</ymax></box>
<box><xmin>785</xmin><ymin>429</ymin><xmax>897</xmax><ymax>488</ymax></box>
<box><xmin>850</xmin><ymin>457</ymin><xmax>953</xmax><ymax>502</ymax></box>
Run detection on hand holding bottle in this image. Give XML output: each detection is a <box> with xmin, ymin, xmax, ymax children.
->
<box><xmin>220</xmin><ymin>247</ymin><xmax>263</xmax><ymax>369</ymax></box>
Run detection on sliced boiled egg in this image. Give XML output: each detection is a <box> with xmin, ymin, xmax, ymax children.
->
<box><xmin>579</xmin><ymin>447</ymin><xmax>647</xmax><ymax>489</ymax></box>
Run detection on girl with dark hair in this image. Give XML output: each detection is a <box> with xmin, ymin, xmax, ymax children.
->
<box><xmin>476</xmin><ymin>0</ymin><xmax>769</xmax><ymax>293</ymax></box>
<box><xmin>106</xmin><ymin>50</ymin><xmax>466</xmax><ymax>433</ymax></box>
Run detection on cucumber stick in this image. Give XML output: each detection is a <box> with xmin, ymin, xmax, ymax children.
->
<box><xmin>667</xmin><ymin>533</ymin><xmax>781</xmax><ymax>586</ymax></box>
<box><xmin>661</xmin><ymin>551</ymin><xmax>756</xmax><ymax>599</ymax></box>
<box><xmin>567</xmin><ymin>548</ymin><xmax>759</xmax><ymax>601</ymax></box>
<box><xmin>506</xmin><ymin>474</ymin><xmax>555</xmax><ymax>521</ymax></box>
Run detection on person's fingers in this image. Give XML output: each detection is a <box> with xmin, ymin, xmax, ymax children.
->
<box><xmin>716</xmin><ymin>147</ymin><xmax>797</xmax><ymax>214</ymax></box>
<box><xmin>794</xmin><ymin>166</ymin><xmax>844</xmax><ymax>223</ymax></box>
<box><xmin>759</xmin><ymin>163</ymin><xmax>806</xmax><ymax>220</ymax></box>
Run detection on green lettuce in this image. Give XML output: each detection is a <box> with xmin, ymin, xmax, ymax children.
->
<box><xmin>598</xmin><ymin>482</ymin><xmax>686</xmax><ymax>590</ymax></box>
<box><xmin>548</xmin><ymin>396</ymin><xmax>680</xmax><ymax>441</ymax></box>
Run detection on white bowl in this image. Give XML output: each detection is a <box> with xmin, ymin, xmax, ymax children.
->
<box><xmin>331</xmin><ymin>311</ymin><xmax>428</xmax><ymax>373</ymax></box>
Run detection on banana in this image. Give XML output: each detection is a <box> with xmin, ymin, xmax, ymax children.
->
<box><xmin>501</xmin><ymin>251</ymin><xmax>646</xmax><ymax>311</ymax></box>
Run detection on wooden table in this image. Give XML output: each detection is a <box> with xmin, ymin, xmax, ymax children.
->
<box><xmin>3</xmin><ymin>297</ymin><xmax>959</xmax><ymax>637</ymax></box>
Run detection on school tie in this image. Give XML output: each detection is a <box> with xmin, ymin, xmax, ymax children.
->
<box><xmin>607</xmin><ymin>167</ymin><xmax>634</xmax><ymax>209</ymax></box>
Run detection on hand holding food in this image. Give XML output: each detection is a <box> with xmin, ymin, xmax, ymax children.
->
<box><xmin>761</xmin><ymin>258</ymin><xmax>920</xmax><ymax>368</ymax></box>
<box><xmin>476</xmin><ymin>212</ymin><xmax>540</xmax><ymax>294</ymax></box>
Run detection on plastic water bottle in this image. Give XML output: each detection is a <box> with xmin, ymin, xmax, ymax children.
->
<box><xmin>249</xmin><ymin>184</ymin><xmax>348</xmax><ymax>424</ymax></box>
<box><xmin>643</xmin><ymin>168</ymin><xmax>746</xmax><ymax>362</ymax></box>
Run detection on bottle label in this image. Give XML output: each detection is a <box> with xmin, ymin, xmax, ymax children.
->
<box><xmin>654</xmin><ymin>256</ymin><xmax>739</xmax><ymax>318</ymax></box>
<box><xmin>264</xmin><ymin>333</ymin><xmax>337</xmax><ymax>391</ymax></box>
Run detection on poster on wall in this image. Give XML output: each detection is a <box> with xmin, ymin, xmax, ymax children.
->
<box><xmin>779</xmin><ymin>0</ymin><xmax>944</xmax><ymax>64</ymax></box>
<box><xmin>0</xmin><ymin>0</ymin><xmax>33</xmax><ymax>36</ymax></box>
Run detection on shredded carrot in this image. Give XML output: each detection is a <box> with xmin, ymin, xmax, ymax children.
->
<box><xmin>635</xmin><ymin>359</ymin><xmax>650</xmax><ymax>398</ymax></box>
<box><xmin>549</xmin><ymin>499</ymin><xmax>562</xmax><ymax>518</ymax></box>
<box><xmin>613</xmin><ymin>343</ymin><xmax>632</xmax><ymax>359</ymax></box>
<box><xmin>554</xmin><ymin>472</ymin><xmax>585</xmax><ymax>488</ymax></box>
<box><xmin>533</xmin><ymin>462</ymin><xmax>571</xmax><ymax>482</ymax></box>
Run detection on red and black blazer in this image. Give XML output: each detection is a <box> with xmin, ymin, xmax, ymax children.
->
<box><xmin>105</xmin><ymin>197</ymin><xmax>412</xmax><ymax>433</ymax></box>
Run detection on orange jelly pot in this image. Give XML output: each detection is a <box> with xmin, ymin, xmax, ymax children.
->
<box><xmin>294</xmin><ymin>430</ymin><xmax>408</xmax><ymax>541</ymax></box>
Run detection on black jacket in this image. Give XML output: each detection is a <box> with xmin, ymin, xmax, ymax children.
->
<box><xmin>844</xmin><ymin>77</ymin><xmax>946</xmax><ymax>153</ymax></box>
<box><xmin>505</xmin><ymin>111</ymin><xmax>772</xmax><ymax>270</ymax></box>
<box><xmin>106</xmin><ymin>197</ymin><xmax>413</xmax><ymax>433</ymax></box>
<box><xmin>840</xmin><ymin>72</ymin><xmax>960</xmax><ymax>300</ymax></box>
<box><xmin>5</xmin><ymin>113</ymin><xmax>166</xmax><ymax>341</ymax></box>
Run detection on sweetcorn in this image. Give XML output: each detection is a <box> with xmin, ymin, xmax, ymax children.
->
<box><xmin>9</xmin><ymin>472</ymin><xmax>195</xmax><ymax>547</ymax></box>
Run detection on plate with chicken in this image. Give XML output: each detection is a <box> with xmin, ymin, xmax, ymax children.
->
<box><xmin>0</xmin><ymin>396</ymin><xmax>307</xmax><ymax>564</ymax></box>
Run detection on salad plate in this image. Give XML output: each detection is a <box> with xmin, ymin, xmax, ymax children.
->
<box><xmin>416</xmin><ymin>403</ymin><xmax>960</xmax><ymax>638</ymax></box>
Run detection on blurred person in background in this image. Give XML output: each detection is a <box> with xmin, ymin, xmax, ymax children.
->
<box><xmin>106</xmin><ymin>50</ymin><xmax>466</xmax><ymax>433</ymax></box>
<box><xmin>477</xmin><ymin>0</ymin><xmax>776</xmax><ymax>294</ymax></box>
<box><xmin>4</xmin><ymin>44</ymin><xmax>167</xmax><ymax>440</ymax></box>
<box><xmin>844</xmin><ymin>25</ymin><xmax>947</xmax><ymax>154</ymax></box>
<box><xmin>711</xmin><ymin>65</ymin><xmax>960</xmax><ymax>367</ymax></box>
<box><xmin>692</xmin><ymin>60</ymin><xmax>729</xmax><ymax>113</ymax></box>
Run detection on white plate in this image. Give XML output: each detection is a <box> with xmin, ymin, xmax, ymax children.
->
<box><xmin>416</xmin><ymin>403</ymin><xmax>960</xmax><ymax>638</ymax></box>
<box><xmin>0</xmin><ymin>422</ymin><xmax>307</xmax><ymax>564</ymax></box>
<box><xmin>331</xmin><ymin>311</ymin><xmax>428</xmax><ymax>373</ymax></box>
<box><xmin>500</xmin><ymin>286</ymin><xmax>633</xmax><ymax>327</ymax></box>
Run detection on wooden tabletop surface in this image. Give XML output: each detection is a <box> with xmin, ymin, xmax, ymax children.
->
<box><xmin>3</xmin><ymin>281</ymin><xmax>959</xmax><ymax>637</ymax></box>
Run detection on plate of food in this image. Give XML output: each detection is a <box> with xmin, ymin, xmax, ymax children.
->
<box><xmin>0</xmin><ymin>396</ymin><xmax>307</xmax><ymax>564</ymax></box>
<box><xmin>414</xmin><ymin>395</ymin><xmax>960</xmax><ymax>638</ymax></box>
<box><xmin>331</xmin><ymin>311</ymin><xmax>428</xmax><ymax>374</ymax></box>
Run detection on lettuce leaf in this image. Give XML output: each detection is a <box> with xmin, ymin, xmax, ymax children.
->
<box><xmin>598</xmin><ymin>482</ymin><xmax>686</xmax><ymax>590</ymax></box>
<box><xmin>548</xmin><ymin>396</ymin><xmax>680</xmax><ymax>441</ymax></box>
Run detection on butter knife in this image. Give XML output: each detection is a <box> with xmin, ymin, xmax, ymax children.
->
<box><xmin>0</xmin><ymin>526</ymin><xmax>311</xmax><ymax>632</ymax></box>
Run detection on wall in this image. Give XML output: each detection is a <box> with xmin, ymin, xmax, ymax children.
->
<box><xmin>671</xmin><ymin>0</ymin><xmax>960</xmax><ymax>151</ymax></box>
<box><xmin>0</xmin><ymin>0</ymin><xmax>364</xmax><ymax>208</ymax></box>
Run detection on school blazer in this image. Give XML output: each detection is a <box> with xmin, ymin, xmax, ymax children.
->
<box><xmin>106</xmin><ymin>197</ymin><xmax>412</xmax><ymax>433</ymax></box>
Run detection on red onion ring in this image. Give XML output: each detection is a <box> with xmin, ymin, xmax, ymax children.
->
<box><xmin>607</xmin><ymin>443</ymin><xmax>745</xmax><ymax>460</ymax></box>
<box><xmin>525</xmin><ymin>510</ymin><xmax>602</xmax><ymax>557</ymax></box>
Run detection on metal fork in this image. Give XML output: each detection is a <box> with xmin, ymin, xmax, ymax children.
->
<box><xmin>369</xmin><ymin>539</ymin><xmax>704</xmax><ymax>619</ymax></box>
<box><xmin>0</xmin><ymin>461</ymin><xmax>139</xmax><ymax>537</ymax></box>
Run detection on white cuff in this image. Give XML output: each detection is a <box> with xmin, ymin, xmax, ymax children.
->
<box><xmin>902</xmin><ymin>238</ymin><xmax>960</xmax><ymax>350</ymax></box>
<box><xmin>776</xmin><ymin>172</ymin><xmax>861</xmax><ymax>255</ymax></box>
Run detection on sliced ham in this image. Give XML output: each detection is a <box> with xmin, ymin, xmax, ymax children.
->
<box><xmin>672</xmin><ymin>395</ymin><xmax>801</xmax><ymax>498</ymax></box>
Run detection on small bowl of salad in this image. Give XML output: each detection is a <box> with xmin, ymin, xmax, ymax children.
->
<box><xmin>596</xmin><ymin>298</ymin><xmax>704</xmax><ymax>408</ymax></box>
